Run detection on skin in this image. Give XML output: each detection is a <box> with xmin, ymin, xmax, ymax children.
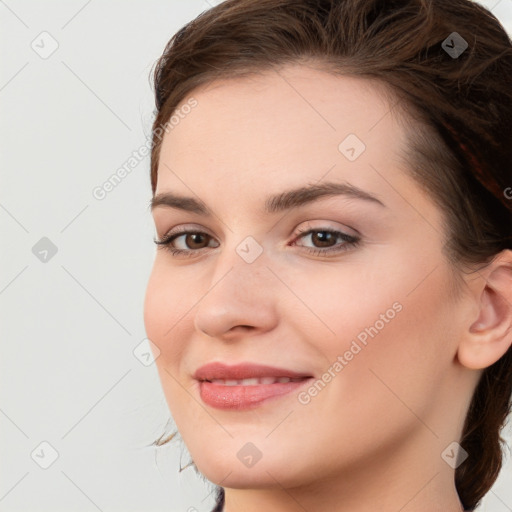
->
<box><xmin>144</xmin><ymin>63</ymin><xmax>512</xmax><ymax>512</ymax></box>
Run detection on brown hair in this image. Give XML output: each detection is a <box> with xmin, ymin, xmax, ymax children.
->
<box><xmin>148</xmin><ymin>1</ymin><xmax>512</xmax><ymax>510</ymax></box>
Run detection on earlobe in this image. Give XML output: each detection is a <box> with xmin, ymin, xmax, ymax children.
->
<box><xmin>457</xmin><ymin>250</ymin><xmax>512</xmax><ymax>370</ymax></box>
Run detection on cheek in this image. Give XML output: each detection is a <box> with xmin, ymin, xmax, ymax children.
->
<box><xmin>143</xmin><ymin>263</ymin><xmax>190</xmax><ymax>366</ymax></box>
<box><xmin>287</xmin><ymin>258</ymin><xmax>408</xmax><ymax>354</ymax></box>
<box><xmin>144</xmin><ymin>265</ymin><xmax>197</xmax><ymax>416</ymax></box>
<box><xmin>290</xmin><ymin>250</ymin><xmax>458</xmax><ymax>416</ymax></box>
<box><xmin>294</xmin><ymin>239</ymin><xmax>455</xmax><ymax>352</ymax></box>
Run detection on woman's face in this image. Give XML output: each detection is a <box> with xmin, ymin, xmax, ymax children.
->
<box><xmin>144</xmin><ymin>64</ymin><xmax>474</xmax><ymax>496</ymax></box>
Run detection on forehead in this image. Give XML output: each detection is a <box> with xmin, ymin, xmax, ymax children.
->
<box><xmin>166</xmin><ymin>64</ymin><xmax>398</xmax><ymax>138</ymax></box>
<box><xmin>155</xmin><ymin>64</ymin><xmax>409</xmax><ymax>203</ymax></box>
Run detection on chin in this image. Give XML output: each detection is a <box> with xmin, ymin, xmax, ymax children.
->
<box><xmin>189</xmin><ymin>445</ymin><xmax>311</xmax><ymax>490</ymax></box>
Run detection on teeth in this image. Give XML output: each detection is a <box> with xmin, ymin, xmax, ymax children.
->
<box><xmin>208</xmin><ymin>377</ymin><xmax>305</xmax><ymax>386</ymax></box>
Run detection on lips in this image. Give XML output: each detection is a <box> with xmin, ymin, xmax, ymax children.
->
<box><xmin>193</xmin><ymin>362</ymin><xmax>313</xmax><ymax>382</ymax></box>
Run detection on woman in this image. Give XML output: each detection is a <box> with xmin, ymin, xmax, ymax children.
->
<box><xmin>143</xmin><ymin>1</ymin><xmax>512</xmax><ymax>511</ymax></box>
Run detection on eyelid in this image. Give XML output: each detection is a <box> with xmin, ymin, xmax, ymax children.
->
<box><xmin>294</xmin><ymin>220</ymin><xmax>360</xmax><ymax>237</ymax></box>
<box><xmin>158</xmin><ymin>223</ymin><xmax>214</xmax><ymax>240</ymax></box>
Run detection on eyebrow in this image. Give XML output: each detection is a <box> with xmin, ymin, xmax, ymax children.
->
<box><xmin>150</xmin><ymin>181</ymin><xmax>386</xmax><ymax>215</ymax></box>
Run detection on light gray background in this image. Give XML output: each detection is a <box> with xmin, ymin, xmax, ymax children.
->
<box><xmin>1</xmin><ymin>1</ymin><xmax>511</xmax><ymax>511</ymax></box>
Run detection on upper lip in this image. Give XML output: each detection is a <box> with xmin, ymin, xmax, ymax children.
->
<box><xmin>194</xmin><ymin>362</ymin><xmax>313</xmax><ymax>381</ymax></box>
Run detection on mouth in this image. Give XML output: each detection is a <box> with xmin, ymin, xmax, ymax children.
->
<box><xmin>196</xmin><ymin>375</ymin><xmax>314</xmax><ymax>410</ymax></box>
<box><xmin>193</xmin><ymin>362</ymin><xmax>314</xmax><ymax>410</ymax></box>
<box><xmin>193</xmin><ymin>361</ymin><xmax>314</xmax><ymax>381</ymax></box>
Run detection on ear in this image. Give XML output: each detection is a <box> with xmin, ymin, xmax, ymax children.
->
<box><xmin>457</xmin><ymin>249</ymin><xmax>512</xmax><ymax>370</ymax></box>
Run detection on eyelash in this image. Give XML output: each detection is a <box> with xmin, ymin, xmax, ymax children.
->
<box><xmin>153</xmin><ymin>226</ymin><xmax>361</xmax><ymax>258</ymax></box>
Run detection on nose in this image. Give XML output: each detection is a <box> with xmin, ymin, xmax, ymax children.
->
<box><xmin>193</xmin><ymin>247</ymin><xmax>279</xmax><ymax>340</ymax></box>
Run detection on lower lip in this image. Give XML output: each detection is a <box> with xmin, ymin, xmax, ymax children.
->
<box><xmin>198</xmin><ymin>378</ymin><xmax>313</xmax><ymax>410</ymax></box>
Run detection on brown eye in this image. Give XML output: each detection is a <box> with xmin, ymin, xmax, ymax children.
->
<box><xmin>292</xmin><ymin>227</ymin><xmax>361</xmax><ymax>256</ymax></box>
<box><xmin>180</xmin><ymin>232</ymin><xmax>211</xmax><ymax>250</ymax></box>
<box><xmin>308</xmin><ymin>230</ymin><xmax>338</xmax><ymax>248</ymax></box>
<box><xmin>154</xmin><ymin>229</ymin><xmax>219</xmax><ymax>257</ymax></box>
